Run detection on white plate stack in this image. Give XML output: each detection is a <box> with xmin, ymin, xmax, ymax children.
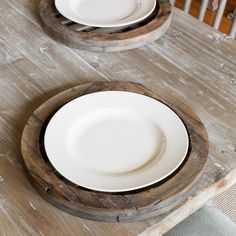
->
<box><xmin>55</xmin><ymin>0</ymin><xmax>157</xmax><ymax>27</ymax></box>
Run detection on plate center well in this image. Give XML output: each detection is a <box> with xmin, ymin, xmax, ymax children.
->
<box><xmin>71</xmin><ymin>0</ymin><xmax>139</xmax><ymax>22</ymax></box>
<box><xmin>67</xmin><ymin>109</ymin><xmax>164</xmax><ymax>175</ymax></box>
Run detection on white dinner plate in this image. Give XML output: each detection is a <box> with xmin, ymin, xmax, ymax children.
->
<box><xmin>55</xmin><ymin>0</ymin><xmax>156</xmax><ymax>27</ymax></box>
<box><xmin>44</xmin><ymin>91</ymin><xmax>189</xmax><ymax>192</ymax></box>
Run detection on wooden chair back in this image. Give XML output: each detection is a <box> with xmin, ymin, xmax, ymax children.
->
<box><xmin>170</xmin><ymin>0</ymin><xmax>236</xmax><ymax>38</ymax></box>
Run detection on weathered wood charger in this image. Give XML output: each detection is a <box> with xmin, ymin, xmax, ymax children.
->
<box><xmin>39</xmin><ymin>0</ymin><xmax>172</xmax><ymax>52</ymax></box>
<box><xmin>21</xmin><ymin>81</ymin><xmax>209</xmax><ymax>222</ymax></box>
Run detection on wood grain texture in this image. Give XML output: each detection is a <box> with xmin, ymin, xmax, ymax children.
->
<box><xmin>38</xmin><ymin>0</ymin><xmax>172</xmax><ymax>52</ymax></box>
<box><xmin>21</xmin><ymin>81</ymin><xmax>208</xmax><ymax>222</ymax></box>
<box><xmin>0</xmin><ymin>0</ymin><xmax>235</xmax><ymax>234</ymax></box>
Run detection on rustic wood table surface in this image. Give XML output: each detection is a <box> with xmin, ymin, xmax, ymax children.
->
<box><xmin>0</xmin><ymin>0</ymin><xmax>236</xmax><ymax>235</ymax></box>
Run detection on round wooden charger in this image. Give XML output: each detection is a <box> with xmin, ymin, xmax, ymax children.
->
<box><xmin>39</xmin><ymin>0</ymin><xmax>172</xmax><ymax>52</ymax></box>
<box><xmin>21</xmin><ymin>81</ymin><xmax>209</xmax><ymax>222</ymax></box>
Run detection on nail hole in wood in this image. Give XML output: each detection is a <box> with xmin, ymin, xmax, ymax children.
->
<box><xmin>90</xmin><ymin>62</ymin><xmax>99</xmax><ymax>68</ymax></box>
<box><xmin>45</xmin><ymin>186</ymin><xmax>53</xmax><ymax>193</ymax></box>
<box><xmin>231</xmin><ymin>79</ymin><xmax>236</xmax><ymax>85</ymax></box>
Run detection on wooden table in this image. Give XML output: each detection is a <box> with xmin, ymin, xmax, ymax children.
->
<box><xmin>0</xmin><ymin>0</ymin><xmax>236</xmax><ymax>235</ymax></box>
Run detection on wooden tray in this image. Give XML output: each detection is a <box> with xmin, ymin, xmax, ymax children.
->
<box><xmin>39</xmin><ymin>0</ymin><xmax>172</xmax><ymax>52</ymax></box>
<box><xmin>21</xmin><ymin>81</ymin><xmax>209</xmax><ymax>222</ymax></box>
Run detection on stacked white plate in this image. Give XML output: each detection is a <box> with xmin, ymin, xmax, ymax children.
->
<box><xmin>55</xmin><ymin>0</ymin><xmax>157</xmax><ymax>27</ymax></box>
<box><xmin>44</xmin><ymin>91</ymin><xmax>189</xmax><ymax>192</ymax></box>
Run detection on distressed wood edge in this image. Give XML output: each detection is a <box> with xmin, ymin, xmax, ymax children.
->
<box><xmin>138</xmin><ymin>168</ymin><xmax>236</xmax><ymax>236</ymax></box>
<box><xmin>38</xmin><ymin>0</ymin><xmax>172</xmax><ymax>52</ymax></box>
<box><xmin>21</xmin><ymin>160</ymin><xmax>204</xmax><ymax>222</ymax></box>
<box><xmin>39</xmin><ymin>15</ymin><xmax>172</xmax><ymax>52</ymax></box>
<box><xmin>20</xmin><ymin>81</ymin><xmax>209</xmax><ymax>222</ymax></box>
<box><xmin>118</xmin><ymin>169</ymin><xmax>205</xmax><ymax>222</ymax></box>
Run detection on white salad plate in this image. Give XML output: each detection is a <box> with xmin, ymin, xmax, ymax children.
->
<box><xmin>44</xmin><ymin>91</ymin><xmax>189</xmax><ymax>192</ymax></box>
<box><xmin>55</xmin><ymin>0</ymin><xmax>156</xmax><ymax>27</ymax></box>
